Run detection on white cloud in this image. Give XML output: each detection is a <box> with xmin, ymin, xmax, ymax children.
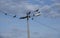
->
<box><xmin>0</xmin><ymin>0</ymin><xmax>41</xmax><ymax>16</ymax></box>
<box><xmin>40</xmin><ymin>3</ymin><xmax>60</xmax><ymax>18</ymax></box>
<box><xmin>0</xmin><ymin>28</ymin><xmax>26</xmax><ymax>38</ymax></box>
<box><xmin>0</xmin><ymin>0</ymin><xmax>60</xmax><ymax>38</ymax></box>
<box><xmin>52</xmin><ymin>0</ymin><xmax>60</xmax><ymax>3</ymax></box>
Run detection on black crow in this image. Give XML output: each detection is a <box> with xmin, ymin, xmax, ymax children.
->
<box><xmin>38</xmin><ymin>12</ymin><xmax>40</xmax><ymax>13</ymax></box>
<box><xmin>27</xmin><ymin>11</ymin><xmax>31</xmax><ymax>15</ymax></box>
<box><xmin>4</xmin><ymin>13</ymin><xmax>7</xmax><ymax>15</ymax></box>
<box><xmin>13</xmin><ymin>15</ymin><xmax>16</xmax><ymax>18</ymax></box>
<box><xmin>34</xmin><ymin>9</ymin><xmax>39</xmax><ymax>12</ymax></box>
<box><xmin>32</xmin><ymin>18</ymin><xmax>34</xmax><ymax>20</ymax></box>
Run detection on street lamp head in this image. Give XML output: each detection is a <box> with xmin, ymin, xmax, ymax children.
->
<box><xmin>20</xmin><ymin>16</ymin><xmax>31</xmax><ymax>19</ymax></box>
<box><xmin>34</xmin><ymin>13</ymin><xmax>41</xmax><ymax>16</ymax></box>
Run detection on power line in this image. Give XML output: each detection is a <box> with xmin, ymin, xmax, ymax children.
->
<box><xmin>19</xmin><ymin>10</ymin><xmax>41</xmax><ymax>38</ymax></box>
<box><xmin>0</xmin><ymin>10</ymin><xmax>59</xmax><ymax>32</ymax></box>
<box><xmin>0</xmin><ymin>9</ymin><xmax>41</xmax><ymax>38</ymax></box>
<box><xmin>33</xmin><ymin>19</ymin><xmax>60</xmax><ymax>32</ymax></box>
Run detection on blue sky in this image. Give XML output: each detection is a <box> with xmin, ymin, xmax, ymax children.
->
<box><xmin>0</xmin><ymin>0</ymin><xmax>60</xmax><ymax>38</ymax></box>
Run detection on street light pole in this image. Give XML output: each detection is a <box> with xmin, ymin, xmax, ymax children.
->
<box><xmin>1</xmin><ymin>9</ymin><xmax>40</xmax><ymax>38</ymax></box>
<box><xmin>27</xmin><ymin>15</ymin><xmax>30</xmax><ymax>38</ymax></box>
<box><xmin>27</xmin><ymin>14</ymin><xmax>30</xmax><ymax>38</ymax></box>
<box><xmin>20</xmin><ymin>10</ymin><xmax>40</xmax><ymax>38</ymax></box>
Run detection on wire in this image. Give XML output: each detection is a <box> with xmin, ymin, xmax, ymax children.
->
<box><xmin>33</xmin><ymin>19</ymin><xmax>60</xmax><ymax>32</ymax></box>
<box><xmin>0</xmin><ymin>10</ymin><xmax>19</xmax><ymax>19</ymax></box>
<box><xmin>0</xmin><ymin>10</ymin><xmax>59</xmax><ymax>32</ymax></box>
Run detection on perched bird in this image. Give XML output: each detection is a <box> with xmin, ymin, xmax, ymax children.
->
<box><xmin>28</xmin><ymin>11</ymin><xmax>31</xmax><ymax>14</ymax></box>
<box><xmin>32</xmin><ymin>18</ymin><xmax>34</xmax><ymax>20</ymax></box>
<box><xmin>27</xmin><ymin>11</ymin><xmax>31</xmax><ymax>15</ymax></box>
<box><xmin>38</xmin><ymin>12</ymin><xmax>40</xmax><ymax>13</ymax></box>
<box><xmin>13</xmin><ymin>15</ymin><xmax>16</xmax><ymax>18</ymax></box>
<box><xmin>4</xmin><ymin>13</ymin><xmax>7</xmax><ymax>15</ymax></box>
<box><xmin>33</xmin><ymin>14</ymin><xmax>35</xmax><ymax>16</ymax></box>
<box><xmin>34</xmin><ymin>9</ymin><xmax>39</xmax><ymax>12</ymax></box>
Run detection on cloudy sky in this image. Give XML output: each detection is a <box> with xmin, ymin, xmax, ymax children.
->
<box><xmin>0</xmin><ymin>0</ymin><xmax>60</xmax><ymax>38</ymax></box>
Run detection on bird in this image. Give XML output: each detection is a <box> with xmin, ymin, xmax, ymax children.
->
<box><xmin>34</xmin><ymin>9</ymin><xmax>39</xmax><ymax>12</ymax></box>
<box><xmin>4</xmin><ymin>13</ymin><xmax>7</xmax><ymax>15</ymax></box>
<box><xmin>28</xmin><ymin>11</ymin><xmax>31</xmax><ymax>14</ymax></box>
<box><xmin>33</xmin><ymin>14</ymin><xmax>35</xmax><ymax>16</ymax></box>
<box><xmin>13</xmin><ymin>15</ymin><xmax>16</xmax><ymax>18</ymax></box>
<box><xmin>32</xmin><ymin>18</ymin><xmax>34</xmax><ymax>20</ymax></box>
<box><xmin>27</xmin><ymin>11</ymin><xmax>31</xmax><ymax>15</ymax></box>
<box><xmin>38</xmin><ymin>12</ymin><xmax>40</xmax><ymax>13</ymax></box>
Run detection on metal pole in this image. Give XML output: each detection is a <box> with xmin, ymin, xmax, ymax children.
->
<box><xmin>27</xmin><ymin>16</ymin><xmax>30</xmax><ymax>38</ymax></box>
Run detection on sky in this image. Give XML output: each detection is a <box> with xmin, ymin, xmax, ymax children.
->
<box><xmin>0</xmin><ymin>0</ymin><xmax>60</xmax><ymax>38</ymax></box>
